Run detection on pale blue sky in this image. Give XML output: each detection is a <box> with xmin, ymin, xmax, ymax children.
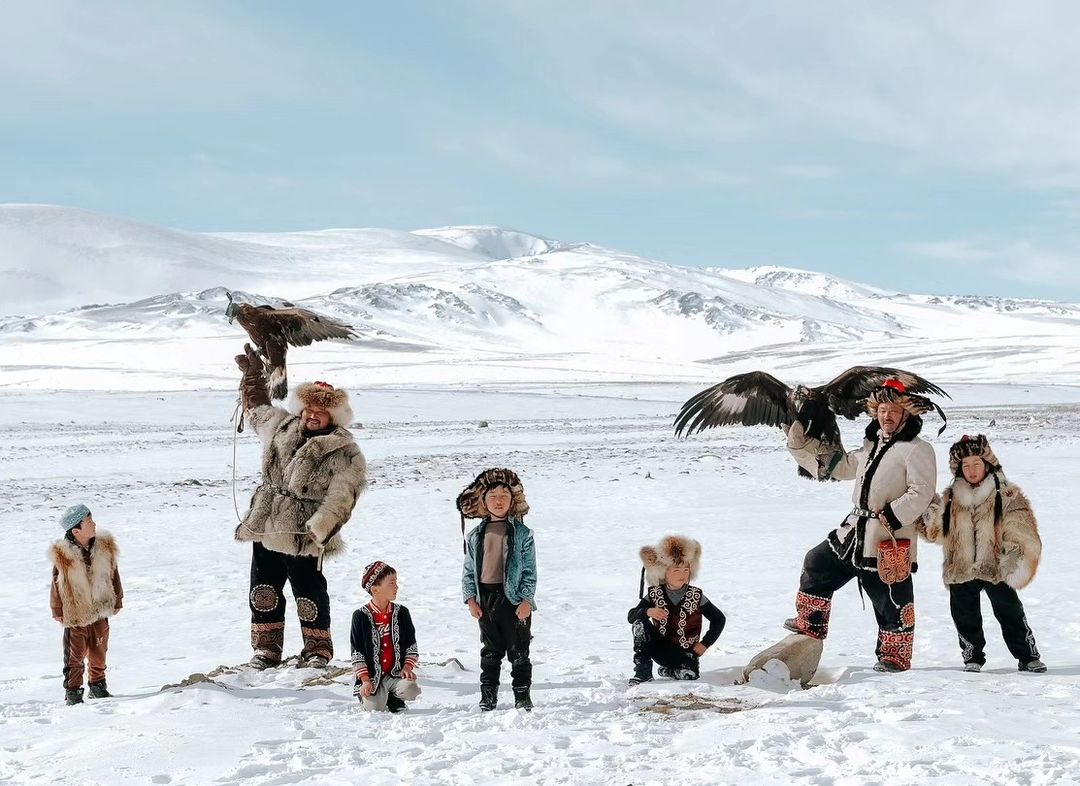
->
<box><xmin>4</xmin><ymin>2</ymin><xmax>1080</xmax><ymax>300</ymax></box>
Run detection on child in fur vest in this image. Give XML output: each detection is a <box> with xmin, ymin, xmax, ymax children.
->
<box><xmin>919</xmin><ymin>435</ymin><xmax>1045</xmax><ymax>673</ymax></box>
<box><xmin>350</xmin><ymin>561</ymin><xmax>420</xmax><ymax>713</ymax></box>
<box><xmin>627</xmin><ymin>535</ymin><xmax>726</xmax><ymax>686</ymax></box>
<box><xmin>49</xmin><ymin>505</ymin><xmax>123</xmax><ymax>705</ymax></box>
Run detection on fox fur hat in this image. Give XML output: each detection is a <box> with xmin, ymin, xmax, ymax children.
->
<box><xmin>287</xmin><ymin>381</ymin><xmax>354</xmax><ymax>428</ymax></box>
<box><xmin>864</xmin><ymin>379</ymin><xmax>935</xmax><ymax>417</ymax></box>
<box><xmin>948</xmin><ymin>434</ymin><xmax>1002</xmax><ymax>477</ymax></box>
<box><xmin>456</xmin><ymin>468</ymin><xmax>529</xmax><ymax>520</ymax></box>
<box><xmin>864</xmin><ymin>378</ymin><xmax>947</xmax><ymax>435</ymax></box>
<box><xmin>639</xmin><ymin>535</ymin><xmax>702</xmax><ymax>586</ymax></box>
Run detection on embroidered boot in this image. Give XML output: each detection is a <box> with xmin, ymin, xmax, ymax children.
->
<box><xmin>785</xmin><ymin>592</ymin><xmax>832</xmax><ymax>639</ymax></box>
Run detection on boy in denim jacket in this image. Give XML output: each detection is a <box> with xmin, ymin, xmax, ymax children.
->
<box><xmin>458</xmin><ymin>468</ymin><xmax>537</xmax><ymax>712</ymax></box>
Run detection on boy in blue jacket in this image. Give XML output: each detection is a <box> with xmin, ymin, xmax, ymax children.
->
<box><xmin>458</xmin><ymin>468</ymin><xmax>537</xmax><ymax>712</ymax></box>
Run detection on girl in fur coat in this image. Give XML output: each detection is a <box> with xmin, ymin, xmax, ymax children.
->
<box><xmin>920</xmin><ymin>435</ymin><xmax>1045</xmax><ymax>673</ymax></box>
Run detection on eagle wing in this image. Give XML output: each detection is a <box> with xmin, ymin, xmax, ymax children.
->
<box><xmin>234</xmin><ymin>304</ymin><xmax>356</xmax><ymax>401</ymax></box>
<box><xmin>818</xmin><ymin>366</ymin><xmax>950</xmax><ymax>419</ymax></box>
<box><xmin>674</xmin><ymin>371</ymin><xmax>793</xmax><ymax>437</ymax></box>
<box><xmin>268</xmin><ymin>307</ymin><xmax>358</xmax><ymax>347</ymax></box>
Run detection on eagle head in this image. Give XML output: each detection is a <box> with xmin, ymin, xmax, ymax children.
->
<box><xmin>225</xmin><ymin>299</ymin><xmax>241</xmax><ymax>324</ymax></box>
<box><xmin>791</xmin><ymin>384</ymin><xmax>812</xmax><ymax>411</ymax></box>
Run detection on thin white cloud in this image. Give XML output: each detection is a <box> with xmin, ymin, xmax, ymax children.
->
<box><xmin>906</xmin><ymin>238</ymin><xmax>1080</xmax><ymax>288</ymax></box>
<box><xmin>490</xmin><ymin>2</ymin><xmax>1080</xmax><ymax>188</ymax></box>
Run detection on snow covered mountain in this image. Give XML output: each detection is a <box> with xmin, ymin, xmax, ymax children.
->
<box><xmin>1</xmin><ymin>204</ymin><xmax>1078</xmax><ymax>391</ymax></box>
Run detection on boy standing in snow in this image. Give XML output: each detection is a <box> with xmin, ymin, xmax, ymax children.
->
<box><xmin>350</xmin><ymin>561</ymin><xmax>421</xmax><ymax>712</ymax></box>
<box><xmin>919</xmin><ymin>435</ymin><xmax>1046</xmax><ymax>673</ymax></box>
<box><xmin>49</xmin><ymin>504</ymin><xmax>124</xmax><ymax>706</ymax></box>
<box><xmin>628</xmin><ymin>535</ymin><xmax>726</xmax><ymax>685</ymax></box>
<box><xmin>458</xmin><ymin>468</ymin><xmax>537</xmax><ymax>712</ymax></box>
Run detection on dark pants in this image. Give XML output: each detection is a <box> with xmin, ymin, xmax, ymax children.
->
<box><xmin>249</xmin><ymin>542</ymin><xmax>333</xmax><ymax>662</ymax></box>
<box><xmin>477</xmin><ymin>583</ymin><xmax>532</xmax><ymax>690</ymax></box>
<box><xmin>632</xmin><ymin>619</ymin><xmax>700</xmax><ymax>678</ymax></box>
<box><xmin>63</xmin><ymin>618</ymin><xmax>110</xmax><ymax>690</ymax></box>
<box><xmin>948</xmin><ymin>579</ymin><xmax>1040</xmax><ymax>666</ymax></box>
<box><xmin>797</xmin><ymin>538</ymin><xmax>916</xmax><ymax>669</ymax></box>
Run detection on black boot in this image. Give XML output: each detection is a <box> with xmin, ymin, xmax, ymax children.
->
<box><xmin>628</xmin><ymin>655</ymin><xmax>653</xmax><ymax>686</ymax></box>
<box><xmin>479</xmin><ymin>686</ymin><xmax>498</xmax><ymax>711</ymax></box>
<box><xmin>87</xmin><ymin>680</ymin><xmax>112</xmax><ymax>699</ymax></box>
<box><xmin>513</xmin><ymin>687</ymin><xmax>533</xmax><ymax>711</ymax></box>
<box><xmin>386</xmin><ymin>693</ymin><xmax>407</xmax><ymax>713</ymax></box>
<box><xmin>65</xmin><ymin>688</ymin><xmax>84</xmax><ymax>706</ymax></box>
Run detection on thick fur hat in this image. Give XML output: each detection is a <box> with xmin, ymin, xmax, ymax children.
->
<box><xmin>456</xmin><ymin>468</ymin><xmax>529</xmax><ymax>520</ymax></box>
<box><xmin>864</xmin><ymin>379</ymin><xmax>935</xmax><ymax>417</ymax></box>
<box><xmin>287</xmin><ymin>381</ymin><xmax>354</xmax><ymax>428</ymax></box>
<box><xmin>639</xmin><ymin>535</ymin><xmax>702</xmax><ymax>586</ymax></box>
<box><xmin>949</xmin><ymin>434</ymin><xmax>1002</xmax><ymax>477</ymax></box>
<box><xmin>864</xmin><ymin>378</ymin><xmax>947</xmax><ymax>435</ymax></box>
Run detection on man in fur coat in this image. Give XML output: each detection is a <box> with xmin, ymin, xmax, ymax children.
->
<box><xmin>784</xmin><ymin>379</ymin><xmax>938</xmax><ymax>672</ymax></box>
<box><xmin>49</xmin><ymin>504</ymin><xmax>123</xmax><ymax>705</ymax></box>
<box><xmin>235</xmin><ymin>344</ymin><xmax>368</xmax><ymax>669</ymax></box>
<box><xmin>627</xmin><ymin>535</ymin><xmax>726</xmax><ymax>685</ymax></box>
<box><xmin>919</xmin><ymin>435</ymin><xmax>1045</xmax><ymax>672</ymax></box>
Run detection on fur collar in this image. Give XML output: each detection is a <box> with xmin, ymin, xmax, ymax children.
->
<box><xmin>952</xmin><ymin>473</ymin><xmax>998</xmax><ymax>508</ymax></box>
<box><xmin>294</xmin><ymin>420</ymin><xmax>356</xmax><ymax>456</ymax></box>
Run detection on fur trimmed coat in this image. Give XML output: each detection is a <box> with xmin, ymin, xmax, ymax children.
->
<box><xmin>788</xmin><ymin>417</ymin><xmax>937</xmax><ymax>565</ymax></box>
<box><xmin>49</xmin><ymin>532</ymin><xmax>123</xmax><ymax>628</ymax></box>
<box><xmin>919</xmin><ymin>474</ymin><xmax>1041</xmax><ymax>589</ymax></box>
<box><xmin>237</xmin><ymin>404</ymin><xmax>368</xmax><ymax>558</ymax></box>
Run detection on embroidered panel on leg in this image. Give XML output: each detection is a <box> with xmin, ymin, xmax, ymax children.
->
<box><xmin>250</xmin><ymin>585</ymin><xmax>279</xmax><ymax>613</ymax></box>
<box><xmin>250</xmin><ymin>622</ymin><xmax>284</xmax><ymax>659</ymax></box>
<box><xmin>300</xmin><ymin>627</ymin><xmax>334</xmax><ymax>660</ymax></box>
<box><xmin>795</xmin><ymin>591</ymin><xmax>832</xmax><ymax>640</ymax></box>
<box><xmin>295</xmin><ymin>597</ymin><xmax>319</xmax><ymax>623</ymax></box>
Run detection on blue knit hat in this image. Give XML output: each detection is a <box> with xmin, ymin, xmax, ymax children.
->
<box><xmin>59</xmin><ymin>504</ymin><xmax>91</xmax><ymax>532</ymax></box>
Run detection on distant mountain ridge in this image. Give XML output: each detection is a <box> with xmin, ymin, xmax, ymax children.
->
<box><xmin>0</xmin><ymin>204</ymin><xmax>1077</xmax><ymax>390</ymax></box>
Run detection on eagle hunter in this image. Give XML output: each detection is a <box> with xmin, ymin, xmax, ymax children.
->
<box><xmin>225</xmin><ymin>292</ymin><xmax>358</xmax><ymax>400</ymax></box>
<box><xmin>674</xmin><ymin>366</ymin><xmax>949</xmax><ymax>477</ymax></box>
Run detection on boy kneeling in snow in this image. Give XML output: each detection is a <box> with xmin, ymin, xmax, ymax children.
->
<box><xmin>628</xmin><ymin>535</ymin><xmax>725</xmax><ymax>686</ymax></box>
<box><xmin>49</xmin><ymin>504</ymin><xmax>123</xmax><ymax>705</ymax></box>
<box><xmin>351</xmin><ymin>561</ymin><xmax>421</xmax><ymax>712</ymax></box>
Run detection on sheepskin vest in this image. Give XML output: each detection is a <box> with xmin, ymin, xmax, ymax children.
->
<box><xmin>237</xmin><ymin>404</ymin><xmax>368</xmax><ymax>558</ymax></box>
<box><xmin>924</xmin><ymin>474</ymin><xmax>1041</xmax><ymax>589</ymax></box>
<box><xmin>49</xmin><ymin>533</ymin><xmax>119</xmax><ymax>628</ymax></box>
<box><xmin>648</xmin><ymin>584</ymin><xmax>704</xmax><ymax>650</ymax></box>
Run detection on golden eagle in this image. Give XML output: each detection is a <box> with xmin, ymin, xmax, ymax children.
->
<box><xmin>674</xmin><ymin>366</ymin><xmax>948</xmax><ymax>475</ymax></box>
<box><xmin>225</xmin><ymin>292</ymin><xmax>358</xmax><ymax>400</ymax></box>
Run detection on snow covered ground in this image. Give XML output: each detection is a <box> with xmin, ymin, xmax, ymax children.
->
<box><xmin>3</xmin><ymin>383</ymin><xmax>1080</xmax><ymax>785</ymax></box>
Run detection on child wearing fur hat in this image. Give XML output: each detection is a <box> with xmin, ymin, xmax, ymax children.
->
<box><xmin>627</xmin><ymin>535</ymin><xmax>726</xmax><ymax>686</ymax></box>
<box><xmin>350</xmin><ymin>561</ymin><xmax>420</xmax><ymax>712</ymax></box>
<box><xmin>49</xmin><ymin>505</ymin><xmax>123</xmax><ymax>706</ymax></box>
<box><xmin>458</xmin><ymin>468</ymin><xmax>537</xmax><ymax>712</ymax></box>
<box><xmin>919</xmin><ymin>435</ymin><xmax>1046</xmax><ymax>673</ymax></box>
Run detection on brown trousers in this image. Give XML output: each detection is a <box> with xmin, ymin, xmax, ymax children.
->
<box><xmin>63</xmin><ymin>618</ymin><xmax>110</xmax><ymax>690</ymax></box>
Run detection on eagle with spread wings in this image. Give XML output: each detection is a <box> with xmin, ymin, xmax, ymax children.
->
<box><xmin>674</xmin><ymin>366</ymin><xmax>948</xmax><ymax>475</ymax></box>
<box><xmin>226</xmin><ymin>292</ymin><xmax>358</xmax><ymax>400</ymax></box>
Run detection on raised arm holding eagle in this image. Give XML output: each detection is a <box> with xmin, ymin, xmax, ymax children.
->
<box><xmin>226</xmin><ymin>292</ymin><xmax>358</xmax><ymax>400</ymax></box>
<box><xmin>674</xmin><ymin>366</ymin><xmax>949</xmax><ymax>477</ymax></box>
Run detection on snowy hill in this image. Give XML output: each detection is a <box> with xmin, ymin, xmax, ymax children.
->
<box><xmin>1</xmin><ymin>204</ymin><xmax>1078</xmax><ymax>391</ymax></box>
